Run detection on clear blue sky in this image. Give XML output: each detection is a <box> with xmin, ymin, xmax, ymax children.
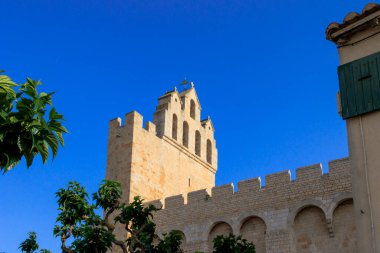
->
<box><xmin>0</xmin><ymin>0</ymin><xmax>372</xmax><ymax>252</ymax></box>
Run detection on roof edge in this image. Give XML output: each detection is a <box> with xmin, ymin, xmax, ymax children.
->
<box><xmin>326</xmin><ymin>3</ymin><xmax>380</xmax><ymax>44</ymax></box>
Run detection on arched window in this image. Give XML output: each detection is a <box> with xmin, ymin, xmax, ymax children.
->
<box><xmin>207</xmin><ymin>139</ymin><xmax>212</xmax><ymax>164</ymax></box>
<box><xmin>182</xmin><ymin>121</ymin><xmax>189</xmax><ymax>148</ymax></box>
<box><xmin>195</xmin><ymin>130</ymin><xmax>201</xmax><ymax>156</ymax></box>
<box><xmin>190</xmin><ymin>99</ymin><xmax>196</xmax><ymax>119</ymax></box>
<box><xmin>172</xmin><ymin>114</ymin><xmax>178</xmax><ymax>140</ymax></box>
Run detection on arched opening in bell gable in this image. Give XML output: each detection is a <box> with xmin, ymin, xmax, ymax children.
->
<box><xmin>190</xmin><ymin>99</ymin><xmax>196</xmax><ymax>119</ymax></box>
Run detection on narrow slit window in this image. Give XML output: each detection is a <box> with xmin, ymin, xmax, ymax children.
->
<box><xmin>183</xmin><ymin>121</ymin><xmax>189</xmax><ymax>147</ymax></box>
<box><xmin>172</xmin><ymin>114</ymin><xmax>178</xmax><ymax>140</ymax></box>
<box><xmin>195</xmin><ymin>130</ymin><xmax>201</xmax><ymax>156</ymax></box>
<box><xmin>207</xmin><ymin>139</ymin><xmax>212</xmax><ymax>164</ymax></box>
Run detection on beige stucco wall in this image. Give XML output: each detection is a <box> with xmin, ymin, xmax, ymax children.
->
<box><xmin>331</xmin><ymin>12</ymin><xmax>380</xmax><ymax>253</ymax></box>
<box><xmin>337</xmin><ymin>23</ymin><xmax>380</xmax><ymax>65</ymax></box>
<box><xmin>345</xmin><ymin>112</ymin><xmax>380</xmax><ymax>253</ymax></box>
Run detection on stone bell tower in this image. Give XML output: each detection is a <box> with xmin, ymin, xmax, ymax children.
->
<box><xmin>326</xmin><ymin>3</ymin><xmax>380</xmax><ymax>253</ymax></box>
<box><xmin>106</xmin><ymin>83</ymin><xmax>218</xmax><ymax>204</ymax></box>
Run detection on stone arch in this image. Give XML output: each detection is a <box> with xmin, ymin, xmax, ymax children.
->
<box><xmin>207</xmin><ymin>221</ymin><xmax>233</xmax><ymax>252</ymax></box>
<box><xmin>240</xmin><ymin>216</ymin><xmax>267</xmax><ymax>253</ymax></box>
<box><xmin>287</xmin><ymin>199</ymin><xmax>328</xmax><ymax>227</ymax></box>
<box><xmin>326</xmin><ymin>192</ymin><xmax>353</xmax><ymax>220</ymax></box>
<box><xmin>156</xmin><ymin>229</ymin><xmax>188</xmax><ymax>252</ymax></box>
<box><xmin>174</xmin><ymin>230</ymin><xmax>187</xmax><ymax>252</ymax></box>
<box><xmin>182</xmin><ymin>121</ymin><xmax>189</xmax><ymax>148</ymax></box>
<box><xmin>331</xmin><ymin>198</ymin><xmax>356</xmax><ymax>252</ymax></box>
<box><xmin>190</xmin><ymin>99</ymin><xmax>196</xmax><ymax>119</ymax></box>
<box><xmin>293</xmin><ymin>205</ymin><xmax>330</xmax><ymax>253</ymax></box>
<box><xmin>172</xmin><ymin>114</ymin><xmax>178</xmax><ymax>140</ymax></box>
<box><xmin>207</xmin><ymin>139</ymin><xmax>212</xmax><ymax>164</ymax></box>
<box><xmin>195</xmin><ymin>130</ymin><xmax>201</xmax><ymax>156</ymax></box>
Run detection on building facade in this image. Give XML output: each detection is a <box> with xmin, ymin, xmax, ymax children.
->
<box><xmin>106</xmin><ymin>3</ymin><xmax>380</xmax><ymax>253</ymax></box>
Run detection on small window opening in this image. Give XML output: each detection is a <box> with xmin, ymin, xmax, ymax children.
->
<box><xmin>195</xmin><ymin>130</ymin><xmax>201</xmax><ymax>156</ymax></box>
<box><xmin>207</xmin><ymin>139</ymin><xmax>212</xmax><ymax>164</ymax></box>
<box><xmin>190</xmin><ymin>99</ymin><xmax>196</xmax><ymax>119</ymax></box>
<box><xmin>172</xmin><ymin>114</ymin><xmax>178</xmax><ymax>140</ymax></box>
<box><xmin>182</xmin><ymin>121</ymin><xmax>189</xmax><ymax>147</ymax></box>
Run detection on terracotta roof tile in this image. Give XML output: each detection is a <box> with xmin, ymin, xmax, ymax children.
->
<box><xmin>326</xmin><ymin>3</ymin><xmax>380</xmax><ymax>43</ymax></box>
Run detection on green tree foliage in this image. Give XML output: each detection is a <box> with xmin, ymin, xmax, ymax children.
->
<box><xmin>19</xmin><ymin>232</ymin><xmax>51</xmax><ymax>253</ymax></box>
<box><xmin>19</xmin><ymin>232</ymin><xmax>39</xmax><ymax>253</ymax></box>
<box><xmin>154</xmin><ymin>231</ymin><xmax>184</xmax><ymax>253</ymax></box>
<box><xmin>53</xmin><ymin>180</ymin><xmax>183</xmax><ymax>253</ymax></box>
<box><xmin>212</xmin><ymin>234</ymin><xmax>255</xmax><ymax>253</ymax></box>
<box><xmin>0</xmin><ymin>72</ymin><xmax>67</xmax><ymax>172</ymax></box>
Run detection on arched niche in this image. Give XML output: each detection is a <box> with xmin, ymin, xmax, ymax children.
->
<box><xmin>208</xmin><ymin>222</ymin><xmax>233</xmax><ymax>252</ymax></box>
<box><xmin>332</xmin><ymin>199</ymin><xmax>356</xmax><ymax>252</ymax></box>
<box><xmin>240</xmin><ymin>216</ymin><xmax>267</xmax><ymax>253</ymax></box>
<box><xmin>293</xmin><ymin>205</ymin><xmax>330</xmax><ymax>253</ymax></box>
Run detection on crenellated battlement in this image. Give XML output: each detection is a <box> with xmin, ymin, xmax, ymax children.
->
<box><xmin>147</xmin><ymin>157</ymin><xmax>351</xmax><ymax>210</ymax></box>
<box><xmin>148</xmin><ymin>157</ymin><xmax>353</xmax><ymax>253</ymax></box>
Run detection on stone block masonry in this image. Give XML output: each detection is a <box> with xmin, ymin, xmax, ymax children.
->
<box><xmin>149</xmin><ymin>158</ymin><xmax>355</xmax><ymax>253</ymax></box>
<box><xmin>106</xmin><ymin>86</ymin><xmax>357</xmax><ymax>253</ymax></box>
<box><xmin>106</xmin><ymin>86</ymin><xmax>218</xmax><ymax>204</ymax></box>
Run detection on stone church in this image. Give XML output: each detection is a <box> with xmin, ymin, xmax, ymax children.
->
<box><xmin>106</xmin><ymin>3</ymin><xmax>380</xmax><ymax>253</ymax></box>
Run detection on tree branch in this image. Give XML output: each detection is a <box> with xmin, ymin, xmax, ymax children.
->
<box><xmin>102</xmin><ymin>207</ymin><xmax>116</xmax><ymax>231</ymax></box>
<box><xmin>113</xmin><ymin>239</ymin><xmax>128</xmax><ymax>253</ymax></box>
<box><xmin>60</xmin><ymin>226</ymin><xmax>74</xmax><ymax>253</ymax></box>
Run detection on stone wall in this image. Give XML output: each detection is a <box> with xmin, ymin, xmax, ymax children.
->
<box><xmin>106</xmin><ymin>87</ymin><xmax>357</xmax><ymax>253</ymax></box>
<box><xmin>148</xmin><ymin>158</ymin><xmax>356</xmax><ymax>253</ymax></box>
<box><xmin>106</xmin><ymin>86</ymin><xmax>218</xmax><ymax>204</ymax></box>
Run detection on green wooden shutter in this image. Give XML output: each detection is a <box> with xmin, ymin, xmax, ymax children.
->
<box><xmin>338</xmin><ymin>51</ymin><xmax>380</xmax><ymax>119</ymax></box>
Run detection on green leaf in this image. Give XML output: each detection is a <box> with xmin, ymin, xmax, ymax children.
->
<box><xmin>17</xmin><ymin>135</ymin><xmax>22</xmax><ymax>151</ymax></box>
<box><xmin>49</xmin><ymin>107</ymin><xmax>63</xmax><ymax>120</ymax></box>
<box><xmin>56</xmin><ymin>132</ymin><xmax>64</xmax><ymax>147</ymax></box>
<box><xmin>4</xmin><ymin>153</ymin><xmax>21</xmax><ymax>172</ymax></box>
<box><xmin>0</xmin><ymin>75</ymin><xmax>17</xmax><ymax>98</ymax></box>
<box><xmin>35</xmin><ymin>141</ymin><xmax>49</xmax><ymax>164</ymax></box>
<box><xmin>45</xmin><ymin>134</ymin><xmax>58</xmax><ymax>159</ymax></box>
<box><xmin>24</xmin><ymin>151</ymin><xmax>36</xmax><ymax>168</ymax></box>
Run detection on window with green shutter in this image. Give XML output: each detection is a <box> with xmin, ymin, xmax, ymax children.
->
<box><xmin>338</xmin><ymin>51</ymin><xmax>380</xmax><ymax>119</ymax></box>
